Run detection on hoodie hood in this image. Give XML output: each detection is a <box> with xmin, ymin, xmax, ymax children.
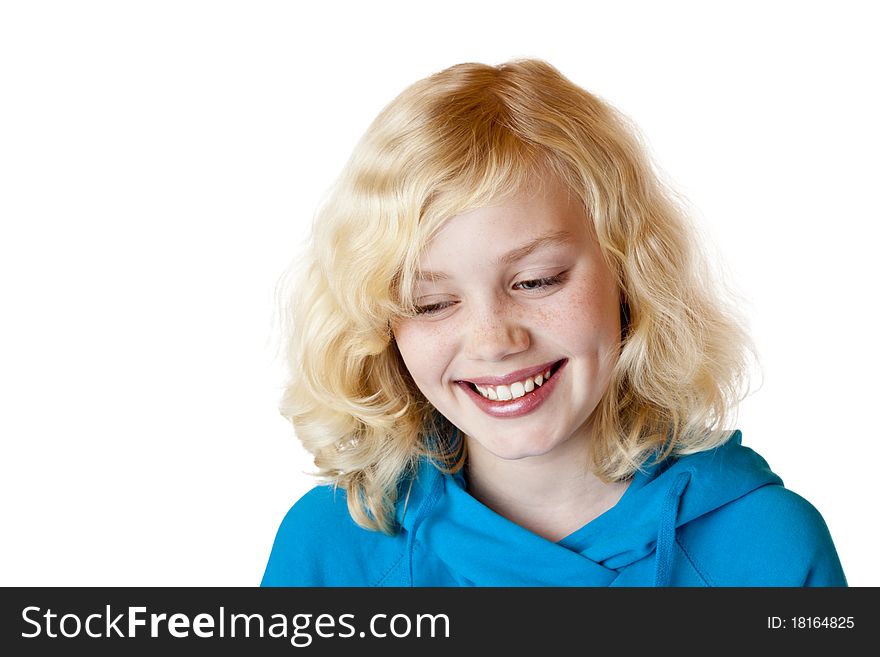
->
<box><xmin>395</xmin><ymin>430</ymin><xmax>783</xmax><ymax>586</ymax></box>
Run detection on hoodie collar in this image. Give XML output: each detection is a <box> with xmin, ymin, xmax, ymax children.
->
<box><xmin>397</xmin><ymin>431</ymin><xmax>782</xmax><ymax>586</ymax></box>
<box><xmin>398</xmin><ymin>457</ymin><xmax>620</xmax><ymax>586</ymax></box>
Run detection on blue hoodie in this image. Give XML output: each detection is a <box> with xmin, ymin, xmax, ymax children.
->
<box><xmin>261</xmin><ymin>431</ymin><xmax>846</xmax><ymax>586</ymax></box>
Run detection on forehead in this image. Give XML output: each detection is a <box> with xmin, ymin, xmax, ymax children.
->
<box><xmin>417</xmin><ymin>177</ymin><xmax>588</xmax><ymax>270</ymax></box>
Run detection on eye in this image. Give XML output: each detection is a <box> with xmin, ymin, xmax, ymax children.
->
<box><xmin>513</xmin><ymin>272</ymin><xmax>567</xmax><ymax>291</ymax></box>
<box><xmin>413</xmin><ymin>300</ymin><xmax>455</xmax><ymax>315</ymax></box>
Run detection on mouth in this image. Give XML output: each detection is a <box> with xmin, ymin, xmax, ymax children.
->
<box><xmin>463</xmin><ymin>359</ymin><xmax>566</xmax><ymax>400</ymax></box>
<box><xmin>455</xmin><ymin>359</ymin><xmax>568</xmax><ymax>419</ymax></box>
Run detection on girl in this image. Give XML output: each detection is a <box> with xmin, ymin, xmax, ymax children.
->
<box><xmin>262</xmin><ymin>59</ymin><xmax>845</xmax><ymax>586</ymax></box>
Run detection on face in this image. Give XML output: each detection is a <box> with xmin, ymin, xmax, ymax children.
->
<box><xmin>391</xmin><ymin>175</ymin><xmax>622</xmax><ymax>463</ymax></box>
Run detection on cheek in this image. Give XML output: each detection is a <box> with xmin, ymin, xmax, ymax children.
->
<box><xmin>392</xmin><ymin>321</ymin><xmax>455</xmax><ymax>388</ymax></box>
<box><xmin>542</xmin><ymin>278</ymin><xmax>621</xmax><ymax>351</ymax></box>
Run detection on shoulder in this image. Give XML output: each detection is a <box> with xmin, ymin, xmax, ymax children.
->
<box><xmin>261</xmin><ymin>485</ymin><xmax>406</xmax><ymax>587</ymax></box>
<box><xmin>679</xmin><ymin>484</ymin><xmax>847</xmax><ymax>586</ymax></box>
<box><xmin>277</xmin><ymin>484</ymin><xmax>354</xmax><ymax>530</ymax></box>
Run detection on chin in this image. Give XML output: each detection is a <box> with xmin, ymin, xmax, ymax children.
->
<box><xmin>472</xmin><ymin>432</ymin><xmax>567</xmax><ymax>462</ymax></box>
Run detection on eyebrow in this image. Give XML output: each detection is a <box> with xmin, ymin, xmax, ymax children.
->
<box><xmin>497</xmin><ymin>229</ymin><xmax>573</xmax><ymax>265</ymax></box>
<box><xmin>416</xmin><ymin>229</ymin><xmax>573</xmax><ymax>281</ymax></box>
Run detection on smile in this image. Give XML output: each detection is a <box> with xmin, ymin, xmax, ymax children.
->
<box><xmin>469</xmin><ymin>361</ymin><xmax>562</xmax><ymax>400</ymax></box>
<box><xmin>455</xmin><ymin>359</ymin><xmax>567</xmax><ymax>419</ymax></box>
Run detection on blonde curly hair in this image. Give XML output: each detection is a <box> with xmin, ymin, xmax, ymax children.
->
<box><xmin>275</xmin><ymin>58</ymin><xmax>756</xmax><ymax>533</ymax></box>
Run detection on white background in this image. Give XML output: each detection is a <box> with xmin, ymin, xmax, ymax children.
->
<box><xmin>1</xmin><ymin>1</ymin><xmax>877</xmax><ymax>586</ymax></box>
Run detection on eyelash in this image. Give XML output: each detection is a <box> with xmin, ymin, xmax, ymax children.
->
<box><xmin>514</xmin><ymin>273</ymin><xmax>566</xmax><ymax>292</ymax></box>
<box><xmin>413</xmin><ymin>273</ymin><xmax>568</xmax><ymax>315</ymax></box>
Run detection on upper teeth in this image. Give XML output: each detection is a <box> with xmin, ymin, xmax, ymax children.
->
<box><xmin>473</xmin><ymin>369</ymin><xmax>552</xmax><ymax>401</ymax></box>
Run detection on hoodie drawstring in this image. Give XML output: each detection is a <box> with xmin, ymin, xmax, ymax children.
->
<box><xmin>653</xmin><ymin>471</ymin><xmax>691</xmax><ymax>587</ymax></box>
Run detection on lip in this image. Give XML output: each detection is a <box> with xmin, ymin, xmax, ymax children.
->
<box><xmin>456</xmin><ymin>358</ymin><xmax>562</xmax><ymax>387</ymax></box>
<box><xmin>456</xmin><ymin>359</ymin><xmax>567</xmax><ymax>419</ymax></box>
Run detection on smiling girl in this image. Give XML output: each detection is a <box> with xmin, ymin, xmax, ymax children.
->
<box><xmin>262</xmin><ymin>59</ymin><xmax>845</xmax><ymax>586</ymax></box>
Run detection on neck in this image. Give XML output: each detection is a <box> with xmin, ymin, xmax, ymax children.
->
<box><xmin>464</xmin><ymin>426</ymin><xmax>629</xmax><ymax>542</ymax></box>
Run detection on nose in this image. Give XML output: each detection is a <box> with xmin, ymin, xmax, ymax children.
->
<box><xmin>462</xmin><ymin>301</ymin><xmax>530</xmax><ymax>362</ymax></box>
